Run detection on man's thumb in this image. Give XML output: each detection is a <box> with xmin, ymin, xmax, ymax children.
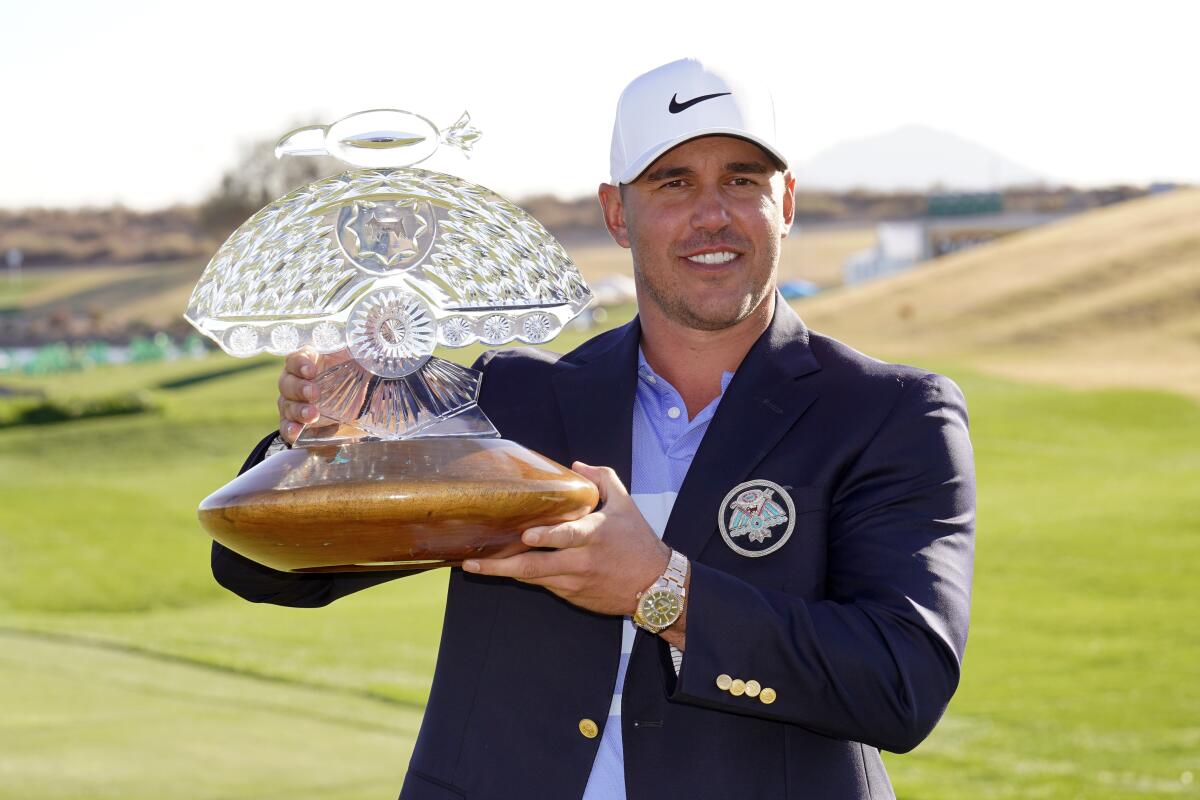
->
<box><xmin>571</xmin><ymin>461</ymin><xmax>628</xmax><ymax>505</ymax></box>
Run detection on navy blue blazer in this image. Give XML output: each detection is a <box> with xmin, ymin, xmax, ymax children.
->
<box><xmin>212</xmin><ymin>300</ymin><xmax>976</xmax><ymax>800</ymax></box>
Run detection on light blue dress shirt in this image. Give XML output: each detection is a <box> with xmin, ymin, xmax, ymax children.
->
<box><xmin>581</xmin><ymin>349</ymin><xmax>734</xmax><ymax>800</ymax></box>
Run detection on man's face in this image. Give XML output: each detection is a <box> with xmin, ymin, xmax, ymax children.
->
<box><xmin>599</xmin><ymin>135</ymin><xmax>795</xmax><ymax>332</ymax></box>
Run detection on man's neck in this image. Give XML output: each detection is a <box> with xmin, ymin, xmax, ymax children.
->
<box><xmin>638</xmin><ymin>292</ymin><xmax>775</xmax><ymax>420</ymax></box>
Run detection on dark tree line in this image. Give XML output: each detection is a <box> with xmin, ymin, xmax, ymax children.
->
<box><xmin>197</xmin><ymin>130</ymin><xmax>340</xmax><ymax>239</ymax></box>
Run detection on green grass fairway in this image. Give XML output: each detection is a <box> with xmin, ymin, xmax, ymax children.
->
<box><xmin>2</xmin><ymin>327</ymin><xmax>1198</xmax><ymax>798</ymax></box>
<box><xmin>0</xmin><ymin>276</ymin><xmax>51</xmax><ymax>311</ymax></box>
<box><xmin>0</xmin><ymin>629</ymin><xmax>421</xmax><ymax>800</ymax></box>
<box><xmin>880</xmin><ymin>372</ymin><xmax>1200</xmax><ymax>798</ymax></box>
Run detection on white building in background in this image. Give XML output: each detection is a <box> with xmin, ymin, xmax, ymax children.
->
<box><xmin>843</xmin><ymin>222</ymin><xmax>929</xmax><ymax>286</ymax></box>
<box><xmin>5</xmin><ymin>248</ymin><xmax>22</xmax><ymax>282</ymax></box>
<box><xmin>842</xmin><ymin>192</ymin><xmax>1073</xmax><ymax>287</ymax></box>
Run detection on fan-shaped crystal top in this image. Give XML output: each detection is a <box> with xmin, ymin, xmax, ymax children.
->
<box><xmin>185</xmin><ymin>167</ymin><xmax>592</xmax><ymax>359</ymax></box>
<box><xmin>183</xmin><ymin>110</ymin><xmax>592</xmax><ymax>442</ymax></box>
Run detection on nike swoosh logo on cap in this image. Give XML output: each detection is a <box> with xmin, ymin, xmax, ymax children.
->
<box><xmin>668</xmin><ymin>92</ymin><xmax>732</xmax><ymax>114</ymax></box>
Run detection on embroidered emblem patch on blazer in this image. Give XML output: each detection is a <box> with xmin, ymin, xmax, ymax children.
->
<box><xmin>718</xmin><ymin>479</ymin><xmax>796</xmax><ymax>557</ymax></box>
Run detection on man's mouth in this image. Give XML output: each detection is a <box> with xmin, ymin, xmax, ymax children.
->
<box><xmin>684</xmin><ymin>250</ymin><xmax>740</xmax><ymax>265</ymax></box>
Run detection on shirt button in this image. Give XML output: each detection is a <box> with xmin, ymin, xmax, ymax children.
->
<box><xmin>667</xmin><ymin>406</ymin><xmax>681</xmax><ymax>419</ymax></box>
<box><xmin>578</xmin><ymin>718</ymin><xmax>599</xmax><ymax>739</ymax></box>
<box><xmin>646</xmin><ymin>375</ymin><xmax>657</xmax><ymax>384</ymax></box>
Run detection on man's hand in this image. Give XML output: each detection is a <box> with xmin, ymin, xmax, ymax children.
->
<box><xmin>276</xmin><ymin>347</ymin><xmax>322</xmax><ymax>444</ymax></box>
<box><xmin>463</xmin><ymin>462</ymin><xmax>671</xmax><ymax>618</ymax></box>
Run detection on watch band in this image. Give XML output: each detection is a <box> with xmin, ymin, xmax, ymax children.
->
<box><xmin>633</xmin><ymin>549</ymin><xmax>690</xmax><ymax>634</ymax></box>
<box><xmin>662</xmin><ymin>549</ymin><xmax>688</xmax><ymax>592</ymax></box>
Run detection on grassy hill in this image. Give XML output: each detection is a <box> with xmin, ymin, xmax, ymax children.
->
<box><xmin>797</xmin><ymin>188</ymin><xmax>1200</xmax><ymax>398</ymax></box>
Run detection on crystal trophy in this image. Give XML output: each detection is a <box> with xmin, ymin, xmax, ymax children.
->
<box><xmin>186</xmin><ymin>109</ymin><xmax>598</xmax><ymax>572</ymax></box>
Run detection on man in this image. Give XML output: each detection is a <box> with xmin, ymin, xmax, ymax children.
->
<box><xmin>215</xmin><ymin>58</ymin><xmax>975</xmax><ymax>799</ymax></box>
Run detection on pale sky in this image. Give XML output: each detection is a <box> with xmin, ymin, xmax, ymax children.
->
<box><xmin>2</xmin><ymin>0</ymin><xmax>1197</xmax><ymax>209</ymax></box>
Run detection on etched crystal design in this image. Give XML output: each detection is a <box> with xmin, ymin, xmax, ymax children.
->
<box><xmin>480</xmin><ymin>314</ymin><xmax>514</xmax><ymax>345</ymax></box>
<box><xmin>337</xmin><ymin>199</ymin><xmax>434</xmax><ymax>273</ymax></box>
<box><xmin>183</xmin><ymin>109</ymin><xmax>592</xmax><ymax>442</ymax></box>
<box><xmin>520</xmin><ymin>312</ymin><xmax>557</xmax><ymax>344</ymax></box>
<box><xmin>227</xmin><ymin>325</ymin><xmax>259</xmax><ymax>355</ymax></box>
<box><xmin>269</xmin><ymin>324</ymin><xmax>301</xmax><ymax>354</ymax></box>
<box><xmin>438</xmin><ymin>316</ymin><xmax>475</xmax><ymax>347</ymax></box>
<box><xmin>311</xmin><ymin>321</ymin><xmax>344</xmax><ymax>352</ymax></box>
<box><xmin>185</xmin><ymin>168</ymin><xmax>590</xmax><ymax>356</ymax></box>
<box><xmin>311</xmin><ymin>354</ymin><xmax>493</xmax><ymax>440</ymax></box>
<box><xmin>347</xmin><ymin>289</ymin><xmax>435</xmax><ymax>378</ymax></box>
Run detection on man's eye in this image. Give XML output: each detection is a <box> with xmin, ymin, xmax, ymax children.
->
<box><xmin>730</xmin><ymin>177</ymin><xmax>755</xmax><ymax>186</ymax></box>
<box><xmin>660</xmin><ymin>179</ymin><xmax>686</xmax><ymax>189</ymax></box>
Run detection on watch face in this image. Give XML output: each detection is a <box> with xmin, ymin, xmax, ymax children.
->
<box><xmin>639</xmin><ymin>589</ymin><xmax>682</xmax><ymax>629</ymax></box>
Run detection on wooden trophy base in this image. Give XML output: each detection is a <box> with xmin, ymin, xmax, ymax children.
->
<box><xmin>198</xmin><ymin>438</ymin><xmax>599</xmax><ymax>573</ymax></box>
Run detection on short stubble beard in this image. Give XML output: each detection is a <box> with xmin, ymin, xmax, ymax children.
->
<box><xmin>630</xmin><ymin>238</ymin><xmax>779</xmax><ymax>333</ymax></box>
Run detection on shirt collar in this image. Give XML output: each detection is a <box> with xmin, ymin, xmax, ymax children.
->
<box><xmin>637</xmin><ymin>347</ymin><xmax>735</xmax><ymax>395</ymax></box>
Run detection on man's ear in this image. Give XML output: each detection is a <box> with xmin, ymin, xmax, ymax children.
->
<box><xmin>780</xmin><ymin>170</ymin><xmax>796</xmax><ymax>238</ymax></box>
<box><xmin>597</xmin><ymin>183</ymin><xmax>631</xmax><ymax>249</ymax></box>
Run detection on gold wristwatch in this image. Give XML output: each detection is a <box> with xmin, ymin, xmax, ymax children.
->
<box><xmin>633</xmin><ymin>549</ymin><xmax>689</xmax><ymax>634</ymax></box>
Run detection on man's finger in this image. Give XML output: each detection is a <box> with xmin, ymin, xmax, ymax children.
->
<box><xmin>279</xmin><ymin>371</ymin><xmax>317</xmax><ymax>403</ymax></box>
<box><xmin>280</xmin><ymin>420</ymin><xmax>303</xmax><ymax>445</ymax></box>
<box><xmin>463</xmin><ymin>550</ymin><xmax>568</xmax><ymax>582</ymax></box>
<box><xmin>280</xmin><ymin>399</ymin><xmax>319</xmax><ymax>426</ymax></box>
<box><xmin>522</xmin><ymin>519</ymin><xmax>594</xmax><ymax>549</ymax></box>
<box><xmin>284</xmin><ymin>347</ymin><xmax>320</xmax><ymax>380</ymax></box>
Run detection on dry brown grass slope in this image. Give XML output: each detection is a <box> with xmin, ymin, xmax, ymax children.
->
<box><xmin>795</xmin><ymin>188</ymin><xmax>1200</xmax><ymax>398</ymax></box>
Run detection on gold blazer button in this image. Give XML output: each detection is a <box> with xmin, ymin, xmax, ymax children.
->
<box><xmin>744</xmin><ymin>679</ymin><xmax>761</xmax><ymax>698</ymax></box>
<box><xmin>716</xmin><ymin>674</ymin><xmax>733</xmax><ymax>691</ymax></box>
<box><xmin>759</xmin><ymin>688</ymin><xmax>777</xmax><ymax>705</ymax></box>
<box><xmin>729</xmin><ymin>679</ymin><xmax>746</xmax><ymax>696</ymax></box>
<box><xmin>578</xmin><ymin>718</ymin><xmax>599</xmax><ymax>739</ymax></box>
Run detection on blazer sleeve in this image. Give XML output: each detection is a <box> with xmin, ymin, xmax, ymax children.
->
<box><xmin>669</xmin><ymin>372</ymin><xmax>976</xmax><ymax>754</ymax></box>
<box><xmin>209</xmin><ymin>431</ymin><xmax>410</xmax><ymax>607</ymax></box>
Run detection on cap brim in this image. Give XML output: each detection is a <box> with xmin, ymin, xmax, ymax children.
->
<box><xmin>617</xmin><ymin>128</ymin><xmax>789</xmax><ymax>185</ymax></box>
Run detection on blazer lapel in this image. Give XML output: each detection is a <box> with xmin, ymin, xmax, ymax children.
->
<box><xmin>662</xmin><ymin>300</ymin><xmax>822</xmax><ymax>557</ymax></box>
<box><xmin>552</xmin><ymin>318</ymin><xmax>641</xmax><ymax>488</ymax></box>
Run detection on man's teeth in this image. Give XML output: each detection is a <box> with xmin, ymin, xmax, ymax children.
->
<box><xmin>686</xmin><ymin>251</ymin><xmax>738</xmax><ymax>265</ymax></box>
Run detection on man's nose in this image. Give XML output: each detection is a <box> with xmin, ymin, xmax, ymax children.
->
<box><xmin>689</xmin><ymin>185</ymin><xmax>732</xmax><ymax>232</ymax></box>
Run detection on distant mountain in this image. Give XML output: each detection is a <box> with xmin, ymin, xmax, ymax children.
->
<box><xmin>795</xmin><ymin>125</ymin><xmax>1047</xmax><ymax>191</ymax></box>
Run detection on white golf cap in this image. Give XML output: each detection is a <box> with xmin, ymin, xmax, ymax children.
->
<box><xmin>609</xmin><ymin>57</ymin><xmax>787</xmax><ymax>185</ymax></box>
